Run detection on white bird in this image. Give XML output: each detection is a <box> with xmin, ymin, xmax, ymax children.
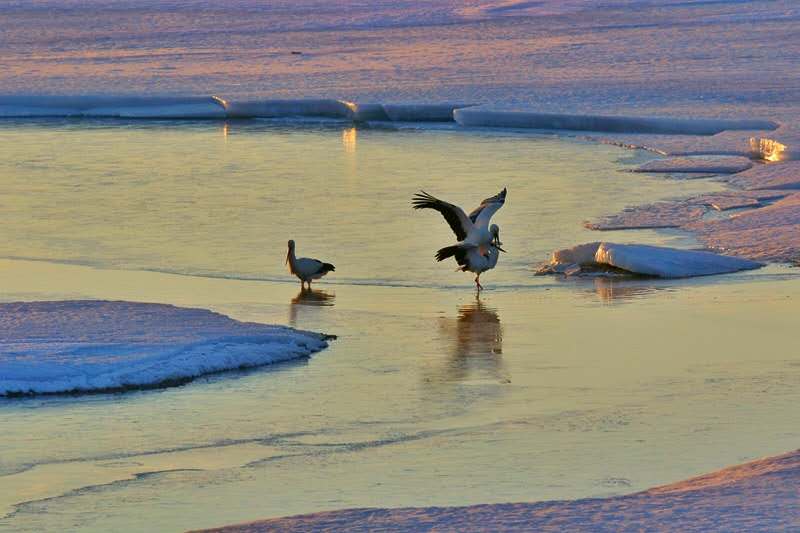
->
<box><xmin>455</xmin><ymin>232</ymin><xmax>503</xmax><ymax>290</ymax></box>
<box><xmin>412</xmin><ymin>188</ymin><xmax>507</xmax><ymax>289</ymax></box>
<box><xmin>285</xmin><ymin>240</ymin><xmax>335</xmax><ymax>289</ymax></box>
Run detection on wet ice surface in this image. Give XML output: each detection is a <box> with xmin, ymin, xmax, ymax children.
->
<box><xmin>0</xmin><ymin>301</ymin><xmax>328</xmax><ymax>396</ymax></box>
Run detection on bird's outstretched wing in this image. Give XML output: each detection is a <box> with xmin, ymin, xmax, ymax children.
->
<box><xmin>412</xmin><ymin>191</ymin><xmax>473</xmax><ymax>241</ymax></box>
<box><xmin>468</xmin><ymin>187</ymin><xmax>507</xmax><ymax>225</ymax></box>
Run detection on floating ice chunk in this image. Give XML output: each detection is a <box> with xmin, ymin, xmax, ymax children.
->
<box><xmin>0</xmin><ymin>95</ymin><xmax>226</xmax><ymax>119</ymax></box>
<box><xmin>594</xmin><ymin>243</ymin><xmax>762</xmax><ymax>278</ymax></box>
<box><xmin>454</xmin><ymin>108</ymin><xmax>778</xmax><ymax>135</ymax></box>
<box><xmin>0</xmin><ymin>301</ymin><xmax>331</xmax><ymax>396</ymax></box>
<box><xmin>382</xmin><ymin>103</ymin><xmax>474</xmax><ymax>122</ymax></box>
<box><xmin>538</xmin><ymin>242</ymin><xmax>762</xmax><ymax>278</ymax></box>
<box><xmin>634</xmin><ymin>156</ymin><xmax>753</xmax><ymax>174</ymax></box>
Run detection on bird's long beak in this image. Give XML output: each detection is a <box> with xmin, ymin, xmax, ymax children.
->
<box><xmin>496</xmin><ymin>244</ymin><xmax>507</xmax><ymax>253</ymax></box>
<box><xmin>285</xmin><ymin>249</ymin><xmax>290</xmax><ymax>265</ymax></box>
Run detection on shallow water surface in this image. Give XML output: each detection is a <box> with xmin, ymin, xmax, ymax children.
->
<box><xmin>0</xmin><ymin>122</ymin><xmax>798</xmax><ymax>532</ymax></box>
<box><xmin>0</xmin><ymin>119</ymin><xmax>718</xmax><ymax>285</ymax></box>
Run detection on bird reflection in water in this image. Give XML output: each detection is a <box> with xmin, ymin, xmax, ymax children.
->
<box><xmin>432</xmin><ymin>297</ymin><xmax>506</xmax><ymax>384</ymax></box>
<box><xmin>288</xmin><ymin>288</ymin><xmax>335</xmax><ymax>327</ymax></box>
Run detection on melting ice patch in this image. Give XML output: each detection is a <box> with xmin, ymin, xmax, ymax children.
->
<box><xmin>0</xmin><ymin>301</ymin><xmax>330</xmax><ymax>396</ymax></box>
<box><xmin>537</xmin><ymin>242</ymin><xmax>762</xmax><ymax>278</ymax></box>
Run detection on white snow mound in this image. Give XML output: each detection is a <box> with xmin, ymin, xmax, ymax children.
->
<box><xmin>0</xmin><ymin>300</ymin><xmax>330</xmax><ymax>396</ymax></box>
<box><xmin>538</xmin><ymin>242</ymin><xmax>763</xmax><ymax>278</ymax></box>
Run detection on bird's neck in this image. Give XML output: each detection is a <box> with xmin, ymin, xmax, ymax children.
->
<box><xmin>287</xmin><ymin>248</ymin><xmax>298</xmax><ymax>273</ymax></box>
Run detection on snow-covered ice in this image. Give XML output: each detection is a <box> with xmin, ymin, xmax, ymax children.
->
<box><xmin>585</xmin><ymin>202</ymin><xmax>707</xmax><ymax>230</ymax></box>
<box><xmin>0</xmin><ymin>300</ymin><xmax>330</xmax><ymax>396</ymax></box>
<box><xmin>685</xmin><ymin>193</ymin><xmax>800</xmax><ymax>263</ymax></box>
<box><xmin>586</xmin><ymin>191</ymin><xmax>794</xmax><ymax>230</ymax></box>
<box><xmin>537</xmin><ymin>242</ymin><xmax>762</xmax><ymax>278</ymax></box>
<box><xmin>633</xmin><ymin>156</ymin><xmax>753</xmax><ymax>174</ymax></box>
<box><xmin>203</xmin><ymin>449</ymin><xmax>800</xmax><ymax>533</ymax></box>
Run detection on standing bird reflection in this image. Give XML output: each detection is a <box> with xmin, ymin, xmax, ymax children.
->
<box><xmin>434</xmin><ymin>297</ymin><xmax>505</xmax><ymax>384</ymax></box>
<box><xmin>286</xmin><ymin>240</ymin><xmax>335</xmax><ymax>289</ymax></box>
<box><xmin>412</xmin><ymin>188</ymin><xmax>507</xmax><ymax>289</ymax></box>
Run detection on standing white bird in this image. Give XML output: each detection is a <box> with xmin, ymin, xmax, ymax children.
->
<box><xmin>285</xmin><ymin>240</ymin><xmax>335</xmax><ymax>289</ymax></box>
<box><xmin>412</xmin><ymin>188</ymin><xmax>507</xmax><ymax>289</ymax></box>
<box><xmin>455</xmin><ymin>230</ymin><xmax>503</xmax><ymax>290</ymax></box>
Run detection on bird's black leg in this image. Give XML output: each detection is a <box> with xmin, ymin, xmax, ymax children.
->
<box><xmin>475</xmin><ymin>274</ymin><xmax>483</xmax><ymax>291</ymax></box>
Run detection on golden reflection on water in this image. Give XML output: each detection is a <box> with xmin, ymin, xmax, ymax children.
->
<box><xmin>342</xmin><ymin>127</ymin><xmax>357</xmax><ymax>154</ymax></box>
<box><xmin>288</xmin><ymin>288</ymin><xmax>335</xmax><ymax>326</ymax></box>
<box><xmin>432</xmin><ymin>297</ymin><xmax>506</xmax><ymax>384</ymax></box>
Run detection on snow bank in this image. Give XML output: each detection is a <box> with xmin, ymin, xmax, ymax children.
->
<box><xmin>454</xmin><ymin>108</ymin><xmax>778</xmax><ymax>135</ymax></box>
<box><xmin>202</xmin><ymin>449</ymin><xmax>800</xmax><ymax>532</ymax></box>
<box><xmin>727</xmin><ymin>160</ymin><xmax>800</xmax><ymax>190</ymax></box>
<box><xmin>0</xmin><ymin>301</ymin><xmax>330</xmax><ymax>396</ymax></box>
<box><xmin>537</xmin><ymin>242</ymin><xmax>762</xmax><ymax>278</ymax></box>
<box><xmin>585</xmin><ymin>203</ymin><xmax>707</xmax><ymax>230</ymax></box>
<box><xmin>685</xmin><ymin>193</ymin><xmax>800</xmax><ymax>263</ymax></box>
<box><xmin>0</xmin><ymin>96</ymin><xmax>227</xmax><ymax>119</ymax></box>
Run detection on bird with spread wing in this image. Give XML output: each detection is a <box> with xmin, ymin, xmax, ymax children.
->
<box><xmin>412</xmin><ymin>188</ymin><xmax>507</xmax><ymax>289</ymax></box>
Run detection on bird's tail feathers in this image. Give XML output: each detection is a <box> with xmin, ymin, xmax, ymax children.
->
<box><xmin>435</xmin><ymin>245</ymin><xmax>461</xmax><ymax>262</ymax></box>
<box><xmin>436</xmin><ymin>245</ymin><xmax>471</xmax><ymax>266</ymax></box>
<box><xmin>321</xmin><ymin>263</ymin><xmax>335</xmax><ymax>272</ymax></box>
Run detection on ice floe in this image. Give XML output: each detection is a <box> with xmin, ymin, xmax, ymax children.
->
<box><xmin>0</xmin><ymin>300</ymin><xmax>331</xmax><ymax>396</ymax></box>
<box><xmin>633</xmin><ymin>156</ymin><xmax>753</xmax><ymax>174</ymax></box>
<box><xmin>536</xmin><ymin>242</ymin><xmax>762</xmax><ymax>278</ymax></box>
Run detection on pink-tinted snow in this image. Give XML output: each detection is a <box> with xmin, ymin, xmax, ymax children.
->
<box><xmin>633</xmin><ymin>156</ymin><xmax>753</xmax><ymax>174</ymax></box>
<box><xmin>197</xmin><ymin>449</ymin><xmax>800</xmax><ymax>533</ymax></box>
<box><xmin>685</xmin><ymin>193</ymin><xmax>800</xmax><ymax>264</ymax></box>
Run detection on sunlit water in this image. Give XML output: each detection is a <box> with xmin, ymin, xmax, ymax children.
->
<box><xmin>0</xmin><ymin>121</ymin><xmax>798</xmax><ymax>532</ymax></box>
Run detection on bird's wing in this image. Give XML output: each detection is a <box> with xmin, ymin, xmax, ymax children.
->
<box><xmin>297</xmin><ymin>257</ymin><xmax>325</xmax><ymax>274</ymax></box>
<box><xmin>412</xmin><ymin>191</ymin><xmax>473</xmax><ymax>241</ymax></box>
<box><xmin>469</xmin><ymin>188</ymin><xmax>507</xmax><ymax>227</ymax></box>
